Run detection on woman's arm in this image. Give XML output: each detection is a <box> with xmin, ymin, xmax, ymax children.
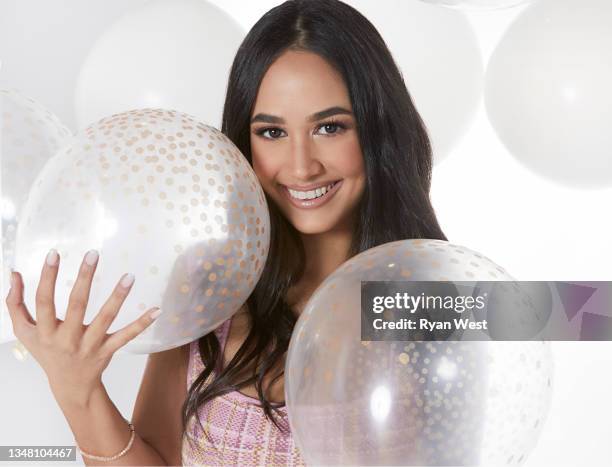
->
<box><xmin>130</xmin><ymin>343</ymin><xmax>191</xmax><ymax>467</ymax></box>
<box><xmin>57</xmin><ymin>383</ymin><xmax>167</xmax><ymax>466</ymax></box>
<box><xmin>5</xmin><ymin>250</ymin><xmax>173</xmax><ymax>466</ymax></box>
<box><xmin>56</xmin><ymin>341</ymin><xmax>190</xmax><ymax>466</ymax></box>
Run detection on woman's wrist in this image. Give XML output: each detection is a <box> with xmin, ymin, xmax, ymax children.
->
<box><xmin>76</xmin><ymin>418</ymin><xmax>135</xmax><ymax>462</ymax></box>
<box><xmin>52</xmin><ymin>381</ymin><xmax>139</xmax><ymax>464</ymax></box>
<box><xmin>51</xmin><ymin>379</ymin><xmax>107</xmax><ymax>411</ymax></box>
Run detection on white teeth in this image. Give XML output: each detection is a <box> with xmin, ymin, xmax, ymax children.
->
<box><xmin>288</xmin><ymin>182</ymin><xmax>336</xmax><ymax>200</ymax></box>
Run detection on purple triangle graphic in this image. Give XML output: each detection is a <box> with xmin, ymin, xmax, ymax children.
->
<box><xmin>555</xmin><ymin>282</ymin><xmax>598</xmax><ymax>322</ymax></box>
<box><xmin>579</xmin><ymin>312</ymin><xmax>612</xmax><ymax>340</ymax></box>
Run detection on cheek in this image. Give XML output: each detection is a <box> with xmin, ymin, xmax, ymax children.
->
<box><xmin>251</xmin><ymin>146</ymin><xmax>278</xmax><ymax>187</ymax></box>
<box><xmin>332</xmin><ymin>137</ymin><xmax>365</xmax><ymax>178</ymax></box>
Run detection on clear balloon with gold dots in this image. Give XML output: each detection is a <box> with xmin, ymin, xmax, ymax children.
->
<box><xmin>286</xmin><ymin>239</ymin><xmax>553</xmax><ymax>466</ymax></box>
<box><xmin>1</xmin><ymin>88</ymin><xmax>72</xmax><ymax>345</ymax></box>
<box><xmin>14</xmin><ymin>108</ymin><xmax>270</xmax><ymax>354</ymax></box>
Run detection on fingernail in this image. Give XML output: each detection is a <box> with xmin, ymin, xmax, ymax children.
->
<box><xmin>46</xmin><ymin>249</ymin><xmax>59</xmax><ymax>266</ymax></box>
<box><xmin>85</xmin><ymin>249</ymin><xmax>99</xmax><ymax>266</ymax></box>
<box><xmin>149</xmin><ymin>308</ymin><xmax>162</xmax><ymax>320</ymax></box>
<box><xmin>9</xmin><ymin>271</ymin><xmax>15</xmax><ymax>289</ymax></box>
<box><xmin>121</xmin><ymin>273</ymin><xmax>135</xmax><ymax>288</ymax></box>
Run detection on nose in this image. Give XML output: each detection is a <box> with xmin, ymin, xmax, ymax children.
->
<box><xmin>288</xmin><ymin>134</ymin><xmax>324</xmax><ymax>180</ymax></box>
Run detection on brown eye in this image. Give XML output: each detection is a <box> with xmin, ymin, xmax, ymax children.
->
<box><xmin>257</xmin><ymin>127</ymin><xmax>286</xmax><ymax>139</ymax></box>
<box><xmin>268</xmin><ymin>129</ymin><xmax>282</xmax><ymax>138</ymax></box>
<box><xmin>316</xmin><ymin>121</ymin><xmax>346</xmax><ymax>136</ymax></box>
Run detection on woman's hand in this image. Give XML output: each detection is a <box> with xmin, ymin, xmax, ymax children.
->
<box><xmin>5</xmin><ymin>248</ymin><xmax>161</xmax><ymax>407</ymax></box>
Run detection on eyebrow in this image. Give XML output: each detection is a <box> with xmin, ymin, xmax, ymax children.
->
<box><xmin>250</xmin><ymin>106</ymin><xmax>353</xmax><ymax>124</ymax></box>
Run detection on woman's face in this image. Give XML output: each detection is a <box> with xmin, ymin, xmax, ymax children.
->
<box><xmin>250</xmin><ymin>50</ymin><xmax>366</xmax><ymax>235</ymax></box>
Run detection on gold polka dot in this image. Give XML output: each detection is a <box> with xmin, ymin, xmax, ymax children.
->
<box><xmin>397</xmin><ymin>352</ymin><xmax>410</xmax><ymax>365</ymax></box>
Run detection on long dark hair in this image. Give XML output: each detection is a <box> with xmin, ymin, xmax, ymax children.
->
<box><xmin>181</xmin><ymin>0</ymin><xmax>447</xmax><ymax>444</ymax></box>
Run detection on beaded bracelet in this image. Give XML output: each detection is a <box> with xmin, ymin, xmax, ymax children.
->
<box><xmin>75</xmin><ymin>418</ymin><xmax>135</xmax><ymax>462</ymax></box>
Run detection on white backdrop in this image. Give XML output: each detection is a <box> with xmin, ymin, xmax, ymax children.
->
<box><xmin>1</xmin><ymin>1</ymin><xmax>611</xmax><ymax>466</ymax></box>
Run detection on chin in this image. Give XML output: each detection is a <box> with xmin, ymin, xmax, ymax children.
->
<box><xmin>292</xmin><ymin>224</ymin><xmax>331</xmax><ymax>235</ymax></box>
<box><xmin>286</xmin><ymin>216</ymin><xmax>343</xmax><ymax>235</ymax></box>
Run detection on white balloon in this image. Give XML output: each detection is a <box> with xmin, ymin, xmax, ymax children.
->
<box><xmin>421</xmin><ymin>0</ymin><xmax>530</xmax><ymax>10</ymax></box>
<box><xmin>74</xmin><ymin>0</ymin><xmax>245</xmax><ymax>131</ymax></box>
<box><xmin>14</xmin><ymin>109</ymin><xmax>270</xmax><ymax>354</ymax></box>
<box><xmin>485</xmin><ymin>0</ymin><xmax>612</xmax><ymax>188</ymax></box>
<box><xmin>345</xmin><ymin>0</ymin><xmax>483</xmax><ymax>164</ymax></box>
<box><xmin>0</xmin><ymin>0</ymin><xmax>148</xmax><ymax>129</ymax></box>
<box><xmin>0</xmin><ymin>89</ymin><xmax>72</xmax><ymax>344</ymax></box>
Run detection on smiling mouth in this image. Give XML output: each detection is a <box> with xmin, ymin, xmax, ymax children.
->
<box><xmin>281</xmin><ymin>180</ymin><xmax>343</xmax><ymax>209</ymax></box>
<box><xmin>285</xmin><ymin>180</ymin><xmax>339</xmax><ymax>200</ymax></box>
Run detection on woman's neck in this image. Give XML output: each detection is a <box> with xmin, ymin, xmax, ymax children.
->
<box><xmin>287</xmin><ymin>226</ymin><xmax>354</xmax><ymax>316</ymax></box>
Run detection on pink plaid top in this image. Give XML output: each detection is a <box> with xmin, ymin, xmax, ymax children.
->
<box><xmin>181</xmin><ymin>316</ymin><xmax>306</xmax><ymax>466</ymax></box>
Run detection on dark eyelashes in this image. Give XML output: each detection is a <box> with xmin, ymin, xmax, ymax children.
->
<box><xmin>254</xmin><ymin>119</ymin><xmax>349</xmax><ymax>139</ymax></box>
<box><xmin>254</xmin><ymin>127</ymin><xmax>284</xmax><ymax>138</ymax></box>
<box><xmin>318</xmin><ymin>119</ymin><xmax>348</xmax><ymax>133</ymax></box>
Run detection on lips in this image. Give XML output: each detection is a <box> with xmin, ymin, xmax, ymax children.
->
<box><xmin>282</xmin><ymin>179</ymin><xmax>343</xmax><ymax>209</ymax></box>
<box><xmin>283</xmin><ymin>180</ymin><xmax>341</xmax><ymax>192</ymax></box>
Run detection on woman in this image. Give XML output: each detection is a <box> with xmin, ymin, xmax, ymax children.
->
<box><xmin>6</xmin><ymin>0</ymin><xmax>447</xmax><ymax>465</ymax></box>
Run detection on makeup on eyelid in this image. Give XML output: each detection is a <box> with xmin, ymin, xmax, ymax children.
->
<box><xmin>253</xmin><ymin>119</ymin><xmax>352</xmax><ymax>140</ymax></box>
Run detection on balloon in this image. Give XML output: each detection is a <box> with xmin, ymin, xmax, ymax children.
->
<box><xmin>345</xmin><ymin>0</ymin><xmax>483</xmax><ymax>164</ymax></box>
<box><xmin>0</xmin><ymin>89</ymin><xmax>72</xmax><ymax>344</ymax></box>
<box><xmin>485</xmin><ymin>0</ymin><xmax>612</xmax><ymax>189</ymax></box>
<box><xmin>74</xmin><ymin>0</ymin><xmax>245</xmax><ymax>131</ymax></box>
<box><xmin>421</xmin><ymin>0</ymin><xmax>530</xmax><ymax>10</ymax></box>
<box><xmin>14</xmin><ymin>108</ymin><xmax>270</xmax><ymax>354</ymax></box>
<box><xmin>0</xmin><ymin>0</ymin><xmax>147</xmax><ymax>129</ymax></box>
<box><xmin>286</xmin><ymin>239</ymin><xmax>553</xmax><ymax>466</ymax></box>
